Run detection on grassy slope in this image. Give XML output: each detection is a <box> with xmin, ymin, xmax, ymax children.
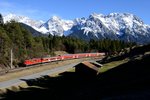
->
<box><xmin>99</xmin><ymin>60</ymin><xmax>128</xmax><ymax>73</ymax></box>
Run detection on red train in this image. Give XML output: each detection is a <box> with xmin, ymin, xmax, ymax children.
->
<box><xmin>24</xmin><ymin>52</ymin><xmax>105</xmax><ymax>66</ymax></box>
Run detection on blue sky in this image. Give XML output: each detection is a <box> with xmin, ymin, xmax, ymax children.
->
<box><xmin>0</xmin><ymin>0</ymin><xmax>150</xmax><ymax>24</ymax></box>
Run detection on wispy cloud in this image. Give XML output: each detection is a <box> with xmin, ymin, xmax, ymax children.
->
<box><xmin>0</xmin><ymin>1</ymin><xmax>13</xmax><ymax>7</ymax></box>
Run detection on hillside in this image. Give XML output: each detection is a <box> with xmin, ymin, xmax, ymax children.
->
<box><xmin>1</xmin><ymin>44</ymin><xmax>150</xmax><ymax>100</ymax></box>
<box><xmin>101</xmin><ymin>44</ymin><xmax>150</xmax><ymax>63</ymax></box>
<box><xmin>20</xmin><ymin>23</ymin><xmax>47</xmax><ymax>37</ymax></box>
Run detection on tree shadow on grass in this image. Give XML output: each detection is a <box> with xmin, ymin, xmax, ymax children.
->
<box><xmin>1</xmin><ymin>55</ymin><xmax>150</xmax><ymax>100</ymax></box>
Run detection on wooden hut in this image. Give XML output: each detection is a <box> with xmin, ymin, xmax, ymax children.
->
<box><xmin>74</xmin><ymin>61</ymin><xmax>101</xmax><ymax>78</ymax></box>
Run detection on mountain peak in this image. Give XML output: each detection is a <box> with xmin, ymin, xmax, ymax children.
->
<box><xmin>39</xmin><ymin>16</ymin><xmax>74</xmax><ymax>36</ymax></box>
<box><xmin>88</xmin><ymin>13</ymin><xmax>104</xmax><ymax>22</ymax></box>
<box><xmin>51</xmin><ymin>16</ymin><xmax>61</xmax><ymax>21</ymax></box>
<box><xmin>4</xmin><ymin>13</ymin><xmax>27</xmax><ymax>23</ymax></box>
<box><xmin>108</xmin><ymin>12</ymin><xmax>132</xmax><ymax>17</ymax></box>
<box><xmin>90</xmin><ymin>13</ymin><xmax>104</xmax><ymax>17</ymax></box>
<box><xmin>4</xmin><ymin>13</ymin><xmax>44</xmax><ymax>30</ymax></box>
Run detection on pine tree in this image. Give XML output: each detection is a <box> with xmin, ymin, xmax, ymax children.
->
<box><xmin>0</xmin><ymin>14</ymin><xmax>4</xmax><ymax>25</ymax></box>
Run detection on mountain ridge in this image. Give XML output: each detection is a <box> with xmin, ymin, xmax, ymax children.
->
<box><xmin>3</xmin><ymin>13</ymin><xmax>150</xmax><ymax>44</ymax></box>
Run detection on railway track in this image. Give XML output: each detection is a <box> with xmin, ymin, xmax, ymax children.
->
<box><xmin>0</xmin><ymin>52</ymin><xmax>105</xmax><ymax>75</ymax></box>
<box><xmin>0</xmin><ymin>58</ymin><xmax>103</xmax><ymax>90</ymax></box>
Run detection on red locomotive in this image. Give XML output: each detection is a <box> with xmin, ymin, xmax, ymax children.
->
<box><xmin>24</xmin><ymin>53</ymin><xmax>105</xmax><ymax>66</ymax></box>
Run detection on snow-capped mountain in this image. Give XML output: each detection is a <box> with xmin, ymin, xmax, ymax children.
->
<box><xmin>72</xmin><ymin>13</ymin><xmax>149</xmax><ymax>36</ymax></box>
<box><xmin>3</xmin><ymin>14</ymin><xmax>74</xmax><ymax>36</ymax></box>
<box><xmin>3</xmin><ymin>13</ymin><xmax>150</xmax><ymax>44</ymax></box>
<box><xmin>69</xmin><ymin>13</ymin><xmax>150</xmax><ymax>44</ymax></box>
<box><xmin>39</xmin><ymin>16</ymin><xmax>74</xmax><ymax>36</ymax></box>
<box><xmin>4</xmin><ymin>14</ymin><xmax>44</xmax><ymax>29</ymax></box>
